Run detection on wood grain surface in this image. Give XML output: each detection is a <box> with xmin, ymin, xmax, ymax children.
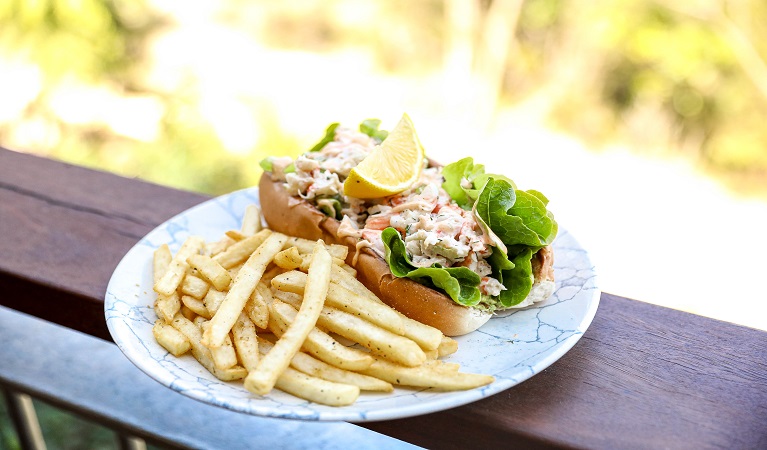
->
<box><xmin>1</xmin><ymin>147</ymin><xmax>765</xmax><ymax>449</ymax></box>
<box><xmin>0</xmin><ymin>148</ymin><xmax>206</xmax><ymax>339</ymax></box>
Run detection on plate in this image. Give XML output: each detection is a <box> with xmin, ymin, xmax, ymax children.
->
<box><xmin>105</xmin><ymin>187</ymin><xmax>600</xmax><ymax>422</ymax></box>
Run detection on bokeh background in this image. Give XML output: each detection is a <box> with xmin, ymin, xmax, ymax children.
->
<box><xmin>2</xmin><ymin>0</ymin><xmax>766</xmax><ymax>335</ymax></box>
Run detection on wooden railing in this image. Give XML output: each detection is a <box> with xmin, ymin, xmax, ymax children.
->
<box><xmin>1</xmin><ymin>147</ymin><xmax>765</xmax><ymax>449</ymax></box>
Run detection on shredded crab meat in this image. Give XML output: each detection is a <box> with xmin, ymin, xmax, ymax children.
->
<box><xmin>282</xmin><ymin>126</ymin><xmax>506</xmax><ymax>296</ymax></box>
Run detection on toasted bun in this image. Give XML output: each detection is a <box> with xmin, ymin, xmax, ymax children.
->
<box><xmin>258</xmin><ymin>172</ymin><xmax>554</xmax><ymax>336</ymax></box>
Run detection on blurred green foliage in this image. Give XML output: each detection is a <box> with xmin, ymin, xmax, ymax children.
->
<box><xmin>0</xmin><ymin>0</ymin><xmax>765</xmax><ymax>197</ymax></box>
<box><xmin>0</xmin><ymin>0</ymin><xmax>158</xmax><ymax>83</ymax></box>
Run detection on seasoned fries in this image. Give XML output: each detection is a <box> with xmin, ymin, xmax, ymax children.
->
<box><xmin>152</xmin><ymin>319</ymin><xmax>190</xmax><ymax>356</ymax></box>
<box><xmin>153</xmin><ymin>244</ymin><xmax>181</xmax><ymax>323</ymax></box>
<box><xmin>269</xmin><ymin>299</ymin><xmax>374</xmax><ymax>371</ymax></box>
<box><xmin>213</xmin><ymin>229</ymin><xmax>272</xmax><ymax>269</ymax></box>
<box><xmin>148</xmin><ymin>204</ymin><xmax>495</xmax><ymax>407</ymax></box>
<box><xmin>154</xmin><ymin>236</ymin><xmax>205</xmax><ymax>296</ymax></box>
<box><xmin>244</xmin><ymin>241</ymin><xmax>331</xmax><ymax>395</ymax></box>
<box><xmin>187</xmin><ymin>254</ymin><xmax>232</xmax><ymax>291</ymax></box>
<box><xmin>271</xmin><ymin>270</ymin><xmax>405</xmax><ymax>335</ymax></box>
<box><xmin>273</xmin><ymin>246</ymin><xmax>303</xmax><ymax>270</ymax></box>
<box><xmin>203</xmin><ymin>232</ymin><xmax>287</xmax><ymax>348</ymax></box>
<box><xmin>360</xmin><ymin>356</ymin><xmax>495</xmax><ymax>391</ymax></box>
<box><xmin>240</xmin><ymin>204</ymin><xmax>262</xmax><ymax>235</ymax></box>
<box><xmin>258</xmin><ymin>337</ymin><xmax>392</xmax><ymax>392</ymax></box>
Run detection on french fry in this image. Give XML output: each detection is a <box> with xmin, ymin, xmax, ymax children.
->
<box><xmin>151</xmin><ymin>223</ymin><xmax>492</xmax><ymax>406</ymax></box>
<box><xmin>271</xmin><ymin>288</ymin><xmax>424</xmax><ymax>367</ymax></box>
<box><xmin>273</xmin><ymin>365</ymin><xmax>359</xmax><ymax>407</ymax></box>
<box><xmin>232</xmin><ymin>313</ymin><xmax>259</xmax><ymax>371</ymax></box>
<box><xmin>329</xmin><ymin>265</ymin><xmax>444</xmax><ymax>351</ymax></box>
<box><xmin>153</xmin><ymin>244</ymin><xmax>173</xmax><ymax>281</ymax></box>
<box><xmin>225</xmin><ymin>230</ymin><xmax>248</xmax><ymax>241</ymax></box>
<box><xmin>258</xmin><ymin>337</ymin><xmax>392</xmax><ymax>392</ymax></box>
<box><xmin>438</xmin><ymin>336</ymin><xmax>459</xmax><ymax>357</ymax></box>
<box><xmin>360</xmin><ymin>356</ymin><xmax>494</xmax><ymax>391</ymax></box>
<box><xmin>202</xmin><ymin>289</ymin><xmax>226</xmax><ymax>316</ymax></box>
<box><xmin>314</xmin><ymin>305</ymin><xmax>426</xmax><ymax>367</ymax></box>
<box><xmin>241</xmin><ymin>204</ymin><xmax>262</xmax><ymax>235</ymax></box>
<box><xmin>273</xmin><ymin>247</ymin><xmax>303</xmax><ymax>270</ymax></box>
<box><xmin>227</xmin><ymin>262</ymin><xmax>244</xmax><ymax>279</ymax></box>
<box><xmin>340</xmin><ymin>264</ymin><xmax>356</xmax><ymax>277</ymax></box>
<box><xmin>153</xmin><ymin>245</ymin><xmax>180</xmax><ymax>323</ymax></box>
<box><xmin>170</xmin><ymin>314</ymin><xmax>247</xmax><ymax>381</ymax></box>
<box><xmin>154</xmin><ymin>236</ymin><xmax>205</xmax><ymax>296</ymax></box>
<box><xmin>181</xmin><ymin>273</ymin><xmax>210</xmax><ymax>299</ymax></box>
<box><xmin>261</xmin><ymin>264</ymin><xmax>285</xmax><ymax>285</ymax></box>
<box><xmin>268</xmin><ymin>299</ymin><xmax>373</xmax><ymax>371</ymax></box>
<box><xmin>423</xmin><ymin>359</ymin><xmax>461</xmax><ymax>373</ymax></box>
<box><xmin>399</xmin><ymin>314</ymin><xmax>444</xmax><ymax>352</ymax></box>
<box><xmin>199</xmin><ymin>319</ymin><xmax>238</xmax><ymax>370</ymax></box>
<box><xmin>155</xmin><ymin>294</ymin><xmax>181</xmax><ymax>324</ymax></box>
<box><xmin>180</xmin><ymin>304</ymin><xmax>197</xmax><ymax>321</ymax></box>
<box><xmin>181</xmin><ymin>295</ymin><xmax>212</xmax><ymax>319</ymax></box>
<box><xmin>298</xmin><ymin>255</ymin><xmax>347</xmax><ymax>272</ymax></box>
<box><xmin>283</xmin><ymin>237</ymin><xmax>348</xmax><ymax>260</ymax></box>
<box><xmin>244</xmin><ymin>282</ymin><xmax>270</xmax><ymax>329</ymax></box>
<box><xmin>271</xmin><ymin>290</ymin><xmax>303</xmax><ymax>307</ymax></box>
<box><xmin>204</xmin><ymin>232</ymin><xmax>287</xmax><ymax>348</ymax></box>
<box><xmin>244</xmin><ymin>241</ymin><xmax>332</xmax><ymax>395</ymax></box>
<box><xmin>329</xmin><ymin>264</ymin><xmax>379</xmax><ymax>302</ymax></box>
<box><xmin>187</xmin><ymin>254</ymin><xmax>232</xmax><ymax>291</ymax></box>
<box><xmin>213</xmin><ymin>228</ymin><xmax>272</xmax><ymax>269</ymax></box>
<box><xmin>271</xmin><ymin>270</ymin><xmax>405</xmax><ymax>335</ymax></box>
<box><xmin>206</xmin><ymin>235</ymin><xmax>235</xmax><ymax>256</ymax></box>
<box><xmin>152</xmin><ymin>319</ymin><xmax>190</xmax><ymax>356</ymax></box>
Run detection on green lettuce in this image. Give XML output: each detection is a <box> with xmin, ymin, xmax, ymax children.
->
<box><xmin>259</xmin><ymin>157</ymin><xmax>273</xmax><ymax>172</ymax></box>
<box><xmin>309</xmin><ymin>123</ymin><xmax>340</xmax><ymax>152</ymax></box>
<box><xmin>486</xmin><ymin>247</ymin><xmax>535</xmax><ymax>308</ymax></box>
<box><xmin>442</xmin><ymin>157</ymin><xmax>516</xmax><ymax>210</ymax></box>
<box><xmin>474</xmin><ymin>178</ymin><xmax>558</xmax><ymax>248</ymax></box>
<box><xmin>471</xmin><ymin>177</ymin><xmax>557</xmax><ymax>305</ymax></box>
<box><xmin>440</xmin><ymin>157</ymin><xmax>558</xmax><ymax>308</ymax></box>
<box><xmin>359</xmin><ymin>119</ymin><xmax>389</xmax><ymax>142</ymax></box>
<box><xmin>258</xmin><ymin>157</ymin><xmax>294</xmax><ymax>174</ymax></box>
<box><xmin>381</xmin><ymin>227</ymin><xmax>481</xmax><ymax>306</ymax></box>
<box><xmin>316</xmin><ymin>197</ymin><xmax>343</xmax><ymax>220</ymax></box>
<box><xmin>309</xmin><ymin>119</ymin><xmax>389</xmax><ymax>153</ymax></box>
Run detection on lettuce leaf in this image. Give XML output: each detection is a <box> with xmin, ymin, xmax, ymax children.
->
<box><xmin>379</xmin><ymin>156</ymin><xmax>557</xmax><ymax>311</ymax></box>
<box><xmin>442</xmin><ymin>157</ymin><xmax>484</xmax><ymax>209</ymax></box>
<box><xmin>309</xmin><ymin>123</ymin><xmax>340</xmax><ymax>152</ymax></box>
<box><xmin>442</xmin><ymin>157</ymin><xmax>516</xmax><ymax>210</ymax></box>
<box><xmin>475</xmin><ymin>178</ymin><xmax>557</xmax><ymax>248</ymax></box>
<box><xmin>482</xmin><ymin>245</ymin><xmax>536</xmax><ymax>308</ymax></box>
<box><xmin>381</xmin><ymin>227</ymin><xmax>481</xmax><ymax>306</ymax></box>
<box><xmin>259</xmin><ymin>157</ymin><xmax>273</xmax><ymax>172</ymax></box>
<box><xmin>359</xmin><ymin>119</ymin><xmax>389</xmax><ymax>142</ymax></box>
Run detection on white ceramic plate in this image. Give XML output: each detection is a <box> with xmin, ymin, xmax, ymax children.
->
<box><xmin>105</xmin><ymin>187</ymin><xmax>600</xmax><ymax>422</ymax></box>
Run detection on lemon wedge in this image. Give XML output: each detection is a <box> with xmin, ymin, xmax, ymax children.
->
<box><xmin>344</xmin><ymin>114</ymin><xmax>425</xmax><ymax>199</ymax></box>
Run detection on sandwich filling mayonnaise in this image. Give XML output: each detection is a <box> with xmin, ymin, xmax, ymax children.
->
<box><xmin>262</xmin><ymin>119</ymin><xmax>558</xmax><ymax>312</ymax></box>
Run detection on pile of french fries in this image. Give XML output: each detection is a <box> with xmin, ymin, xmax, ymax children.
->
<box><xmin>151</xmin><ymin>204</ymin><xmax>494</xmax><ymax>407</ymax></box>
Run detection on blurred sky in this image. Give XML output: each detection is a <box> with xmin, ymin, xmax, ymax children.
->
<box><xmin>1</xmin><ymin>0</ymin><xmax>766</xmax><ymax>330</ymax></box>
